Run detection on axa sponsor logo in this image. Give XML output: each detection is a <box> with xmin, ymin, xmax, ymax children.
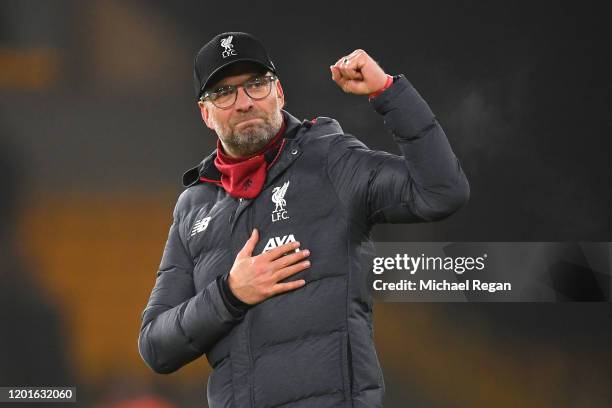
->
<box><xmin>271</xmin><ymin>181</ymin><xmax>290</xmax><ymax>223</ymax></box>
<box><xmin>262</xmin><ymin>234</ymin><xmax>299</xmax><ymax>253</ymax></box>
<box><xmin>191</xmin><ymin>216</ymin><xmax>211</xmax><ymax>236</ymax></box>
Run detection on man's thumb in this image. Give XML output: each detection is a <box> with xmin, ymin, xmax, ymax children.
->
<box><xmin>238</xmin><ymin>228</ymin><xmax>259</xmax><ymax>257</ymax></box>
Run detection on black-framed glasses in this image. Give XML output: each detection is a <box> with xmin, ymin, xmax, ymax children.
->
<box><xmin>200</xmin><ymin>75</ymin><xmax>277</xmax><ymax>109</ymax></box>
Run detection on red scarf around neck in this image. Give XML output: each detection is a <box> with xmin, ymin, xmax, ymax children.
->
<box><xmin>213</xmin><ymin>117</ymin><xmax>287</xmax><ymax>199</ymax></box>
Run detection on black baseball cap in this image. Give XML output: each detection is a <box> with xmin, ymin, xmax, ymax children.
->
<box><xmin>193</xmin><ymin>32</ymin><xmax>277</xmax><ymax>100</ymax></box>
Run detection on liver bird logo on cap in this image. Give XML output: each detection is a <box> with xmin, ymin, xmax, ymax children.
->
<box><xmin>220</xmin><ymin>35</ymin><xmax>237</xmax><ymax>58</ymax></box>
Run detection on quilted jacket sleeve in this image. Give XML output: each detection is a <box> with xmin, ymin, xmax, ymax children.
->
<box><xmin>138</xmin><ymin>193</ymin><xmax>244</xmax><ymax>374</ymax></box>
<box><xmin>326</xmin><ymin>75</ymin><xmax>470</xmax><ymax>225</ymax></box>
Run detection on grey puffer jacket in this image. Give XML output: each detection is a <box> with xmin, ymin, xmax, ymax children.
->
<box><xmin>138</xmin><ymin>75</ymin><xmax>470</xmax><ymax>407</ymax></box>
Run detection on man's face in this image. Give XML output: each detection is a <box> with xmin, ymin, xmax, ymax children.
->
<box><xmin>198</xmin><ymin>65</ymin><xmax>285</xmax><ymax>158</ymax></box>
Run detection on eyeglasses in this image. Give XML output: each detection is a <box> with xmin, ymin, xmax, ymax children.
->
<box><xmin>200</xmin><ymin>75</ymin><xmax>277</xmax><ymax>109</ymax></box>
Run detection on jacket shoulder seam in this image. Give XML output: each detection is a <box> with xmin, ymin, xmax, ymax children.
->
<box><xmin>324</xmin><ymin>133</ymin><xmax>352</xmax><ymax>217</ymax></box>
<box><xmin>173</xmin><ymin>190</ymin><xmax>196</xmax><ymax>269</ymax></box>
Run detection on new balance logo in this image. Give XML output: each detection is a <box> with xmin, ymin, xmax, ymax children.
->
<box><xmin>262</xmin><ymin>234</ymin><xmax>298</xmax><ymax>253</ymax></box>
<box><xmin>191</xmin><ymin>216</ymin><xmax>211</xmax><ymax>236</ymax></box>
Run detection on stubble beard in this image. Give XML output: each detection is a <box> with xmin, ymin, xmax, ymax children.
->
<box><xmin>215</xmin><ymin>109</ymin><xmax>284</xmax><ymax>157</ymax></box>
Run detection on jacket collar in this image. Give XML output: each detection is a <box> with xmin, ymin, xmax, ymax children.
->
<box><xmin>182</xmin><ymin>110</ymin><xmax>306</xmax><ymax>188</ymax></box>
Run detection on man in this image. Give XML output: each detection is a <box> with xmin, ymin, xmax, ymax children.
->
<box><xmin>139</xmin><ymin>32</ymin><xmax>469</xmax><ymax>407</ymax></box>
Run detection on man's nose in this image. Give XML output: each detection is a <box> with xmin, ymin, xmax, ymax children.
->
<box><xmin>234</xmin><ymin>86</ymin><xmax>254</xmax><ymax>112</ymax></box>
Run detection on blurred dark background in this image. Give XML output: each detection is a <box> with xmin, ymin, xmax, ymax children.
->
<box><xmin>1</xmin><ymin>1</ymin><xmax>611</xmax><ymax>407</ymax></box>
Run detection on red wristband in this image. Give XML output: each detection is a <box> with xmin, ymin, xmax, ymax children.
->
<box><xmin>368</xmin><ymin>74</ymin><xmax>394</xmax><ymax>100</ymax></box>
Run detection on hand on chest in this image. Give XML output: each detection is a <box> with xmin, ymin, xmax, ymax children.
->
<box><xmin>186</xmin><ymin>172</ymin><xmax>345</xmax><ymax>290</ymax></box>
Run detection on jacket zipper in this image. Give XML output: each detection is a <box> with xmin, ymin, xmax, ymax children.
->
<box><xmin>228</xmin><ymin>198</ymin><xmax>243</xmax><ymax>225</ymax></box>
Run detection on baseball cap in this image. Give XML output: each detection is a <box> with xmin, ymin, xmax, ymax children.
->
<box><xmin>193</xmin><ymin>32</ymin><xmax>277</xmax><ymax>100</ymax></box>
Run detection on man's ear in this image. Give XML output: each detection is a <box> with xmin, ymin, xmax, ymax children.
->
<box><xmin>198</xmin><ymin>101</ymin><xmax>215</xmax><ymax>130</ymax></box>
<box><xmin>275</xmin><ymin>80</ymin><xmax>285</xmax><ymax>109</ymax></box>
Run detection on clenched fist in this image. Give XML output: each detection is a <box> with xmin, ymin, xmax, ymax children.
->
<box><xmin>228</xmin><ymin>228</ymin><xmax>310</xmax><ymax>305</ymax></box>
<box><xmin>330</xmin><ymin>49</ymin><xmax>389</xmax><ymax>95</ymax></box>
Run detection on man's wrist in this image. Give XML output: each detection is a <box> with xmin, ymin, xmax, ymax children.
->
<box><xmin>368</xmin><ymin>74</ymin><xmax>394</xmax><ymax>101</ymax></box>
<box><xmin>217</xmin><ymin>273</ymin><xmax>250</xmax><ymax>317</ymax></box>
